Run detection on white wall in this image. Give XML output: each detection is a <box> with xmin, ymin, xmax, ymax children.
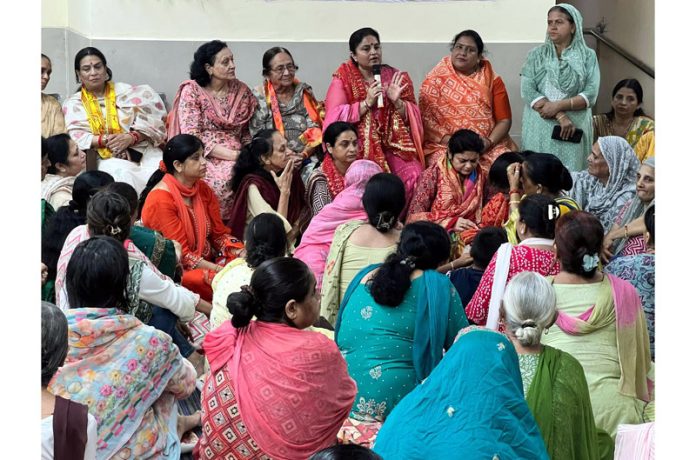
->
<box><xmin>42</xmin><ymin>0</ymin><xmax>554</xmax><ymax>42</ymax></box>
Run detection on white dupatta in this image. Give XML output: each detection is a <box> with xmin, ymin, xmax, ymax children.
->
<box><xmin>484</xmin><ymin>237</ymin><xmax>555</xmax><ymax>329</ymax></box>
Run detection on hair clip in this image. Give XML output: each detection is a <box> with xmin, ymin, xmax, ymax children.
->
<box><xmin>399</xmin><ymin>256</ymin><xmax>416</xmax><ymax>269</ymax></box>
<box><xmin>582</xmin><ymin>253</ymin><xmax>600</xmax><ymax>272</ymax></box>
<box><xmin>547</xmin><ymin>204</ymin><xmax>560</xmax><ymax>220</ymax></box>
<box><xmin>376</xmin><ymin>212</ymin><xmax>395</xmax><ymax>231</ymax></box>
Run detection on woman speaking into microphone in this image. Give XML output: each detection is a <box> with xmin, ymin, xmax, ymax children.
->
<box><xmin>324</xmin><ymin>27</ymin><xmax>425</xmax><ymax>208</ymax></box>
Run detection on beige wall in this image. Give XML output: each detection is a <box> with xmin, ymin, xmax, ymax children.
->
<box><xmin>564</xmin><ymin>0</ymin><xmax>655</xmax><ymax>116</ymax></box>
<box><xmin>42</xmin><ymin>0</ymin><xmax>554</xmax><ymax>42</ymax></box>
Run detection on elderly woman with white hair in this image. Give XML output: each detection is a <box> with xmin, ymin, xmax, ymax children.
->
<box><xmin>501</xmin><ymin>271</ymin><xmax>612</xmax><ymax>459</ymax></box>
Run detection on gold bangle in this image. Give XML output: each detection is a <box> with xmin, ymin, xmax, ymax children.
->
<box><xmin>510</xmin><ymin>200</ymin><xmax>521</xmax><ymax>205</ymax></box>
<box><xmin>450</xmin><ymin>262</ymin><xmax>455</xmax><ymax>272</ymax></box>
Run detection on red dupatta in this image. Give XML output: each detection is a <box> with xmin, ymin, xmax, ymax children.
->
<box><xmin>413</xmin><ymin>153</ymin><xmax>484</xmax><ymax>228</ymax></box>
<box><xmin>263</xmin><ymin>79</ymin><xmax>324</xmax><ymax>148</ymax></box>
<box><xmin>161</xmin><ymin>174</ymin><xmax>208</xmax><ymax>256</ymax></box>
<box><xmin>333</xmin><ymin>61</ymin><xmax>422</xmax><ymax>171</ymax></box>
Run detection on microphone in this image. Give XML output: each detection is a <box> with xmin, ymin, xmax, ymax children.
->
<box><xmin>372</xmin><ymin>64</ymin><xmax>384</xmax><ymax>108</ymax></box>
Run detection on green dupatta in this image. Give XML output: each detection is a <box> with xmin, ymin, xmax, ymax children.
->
<box><xmin>526</xmin><ymin>345</ymin><xmax>613</xmax><ymax>459</ymax></box>
<box><xmin>130</xmin><ymin>225</ymin><xmax>179</xmax><ymax>280</ymax></box>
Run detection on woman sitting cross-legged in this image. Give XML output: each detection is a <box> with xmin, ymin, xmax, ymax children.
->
<box><xmin>55</xmin><ymin>191</ymin><xmax>208</xmax><ymax>371</ymax></box>
<box><xmin>335</xmin><ymin>221</ymin><xmax>469</xmax><ymax>446</ymax></box>
<box><xmin>407</xmin><ymin>128</ymin><xmax>486</xmax><ymax>259</ymax></box>
<box><xmin>41</xmin><ymin>133</ymin><xmax>86</xmax><ymax>210</ymax></box>
<box><xmin>49</xmin><ymin>236</ymin><xmax>200</xmax><ymax>459</ymax></box>
<box><xmin>373</xmin><ymin>326</ymin><xmax>549</xmax><ymax>459</ymax></box>
<box><xmin>541</xmin><ymin>211</ymin><xmax>652</xmax><ymax>438</ymax></box>
<box><xmin>197</xmin><ymin>257</ymin><xmax>356</xmax><ymax>459</ymax></box>
<box><xmin>228</xmin><ymin>129</ymin><xmax>309</xmax><ymax>246</ymax></box>
<box><xmin>466</xmin><ymin>194</ymin><xmax>561</xmax><ymax>327</ymax></box>
<box><xmin>501</xmin><ymin>271</ymin><xmax>613</xmax><ymax>460</ymax></box>
<box><xmin>141</xmin><ymin>134</ymin><xmax>244</xmax><ymax>302</ymax></box>
<box><xmin>295</xmin><ymin>159</ymin><xmax>383</xmax><ymax>290</ymax></box>
<box><xmin>209</xmin><ymin>212</ymin><xmax>288</xmax><ymax>330</ymax></box>
<box><xmin>320</xmin><ymin>173</ymin><xmax>405</xmax><ymax>325</ymax></box>
<box><xmin>41</xmin><ymin>301</ymin><xmax>97</xmax><ymax>460</ymax></box>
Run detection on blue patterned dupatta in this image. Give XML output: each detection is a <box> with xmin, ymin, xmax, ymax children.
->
<box><xmin>335</xmin><ymin>264</ymin><xmax>452</xmax><ymax>382</ymax></box>
<box><xmin>49</xmin><ymin>308</ymin><xmax>184</xmax><ymax>459</ymax></box>
<box><xmin>373</xmin><ymin>327</ymin><xmax>549</xmax><ymax>459</ymax></box>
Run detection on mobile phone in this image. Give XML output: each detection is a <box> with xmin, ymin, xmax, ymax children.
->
<box><xmin>551</xmin><ymin>125</ymin><xmax>583</xmax><ymax>144</ymax></box>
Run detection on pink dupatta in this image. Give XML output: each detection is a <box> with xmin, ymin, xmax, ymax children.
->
<box><xmin>203</xmin><ymin>320</ymin><xmax>356</xmax><ymax>459</ymax></box>
<box><xmin>294</xmin><ymin>160</ymin><xmax>382</xmax><ymax>289</ymax></box>
<box><xmin>166</xmin><ymin>79</ymin><xmax>255</xmax><ymax>140</ymax></box>
<box><xmin>555</xmin><ymin>274</ymin><xmax>652</xmax><ymax>402</ymax></box>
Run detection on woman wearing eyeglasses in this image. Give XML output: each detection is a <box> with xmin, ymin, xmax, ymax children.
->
<box><xmin>250</xmin><ymin>47</ymin><xmax>324</xmax><ymax>179</ymax></box>
<box><xmin>419</xmin><ymin>30</ymin><xmax>517</xmax><ymax>170</ymax></box>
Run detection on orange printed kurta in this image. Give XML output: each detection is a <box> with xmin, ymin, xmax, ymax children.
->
<box><xmin>419</xmin><ymin>57</ymin><xmax>517</xmax><ymax>171</ymax></box>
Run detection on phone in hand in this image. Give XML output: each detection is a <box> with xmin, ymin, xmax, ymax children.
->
<box><xmin>551</xmin><ymin>125</ymin><xmax>583</xmax><ymax>144</ymax></box>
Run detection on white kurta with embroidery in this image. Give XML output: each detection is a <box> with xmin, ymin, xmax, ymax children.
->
<box><xmin>63</xmin><ymin>82</ymin><xmax>166</xmax><ymax>194</ymax></box>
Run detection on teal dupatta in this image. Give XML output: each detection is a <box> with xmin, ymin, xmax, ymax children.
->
<box><xmin>334</xmin><ymin>263</ymin><xmax>455</xmax><ymax>382</ymax></box>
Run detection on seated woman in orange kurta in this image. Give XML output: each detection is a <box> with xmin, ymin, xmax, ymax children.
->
<box><xmin>419</xmin><ymin>30</ymin><xmax>517</xmax><ymax>171</ymax></box>
<box><xmin>141</xmin><ymin>134</ymin><xmax>243</xmax><ymax>302</ymax></box>
<box><xmin>407</xmin><ymin>129</ymin><xmax>485</xmax><ymax>259</ymax></box>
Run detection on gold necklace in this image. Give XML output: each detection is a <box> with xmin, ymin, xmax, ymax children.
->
<box><xmin>611</xmin><ymin>116</ymin><xmax>635</xmax><ymax>138</ymax></box>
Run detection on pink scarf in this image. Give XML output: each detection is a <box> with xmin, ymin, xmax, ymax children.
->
<box><xmin>294</xmin><ymin>160</ymin><xmax>382</xmax><ymax>289</ymax></box>
<box><xmin>167</xmin><ymin>79</ymin><xmax>256</xmax><ymax>140</ymax></box>
<box><xmin>204</xmin><ymin>320</ymin><xmax>356</xmax><ymax>459</ymax></box>
<box><xmin>555</xmin><ymin>274</ymin><xmax>652</xmax><ymax>402</ymax></box>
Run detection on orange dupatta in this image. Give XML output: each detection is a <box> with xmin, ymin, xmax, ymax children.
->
<box><xmin>264</xmin><ymin>79</ymin><xmax>324</xmax><ymax>149</ymax></box>
<box><xmin>80</xmin><ymin>81</ymin><xmax>123</xmax><ymax>159</ymax></box>
<box><xmin>161</xmin><ymin>174</ymin><xmax>208</xmax><ymax>257</ymax></box>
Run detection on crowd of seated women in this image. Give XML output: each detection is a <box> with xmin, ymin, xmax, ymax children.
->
<box><xmin>40</xmin><ymin>3</ymin><xmax>656</xmax><ymax>459</ymax></box>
